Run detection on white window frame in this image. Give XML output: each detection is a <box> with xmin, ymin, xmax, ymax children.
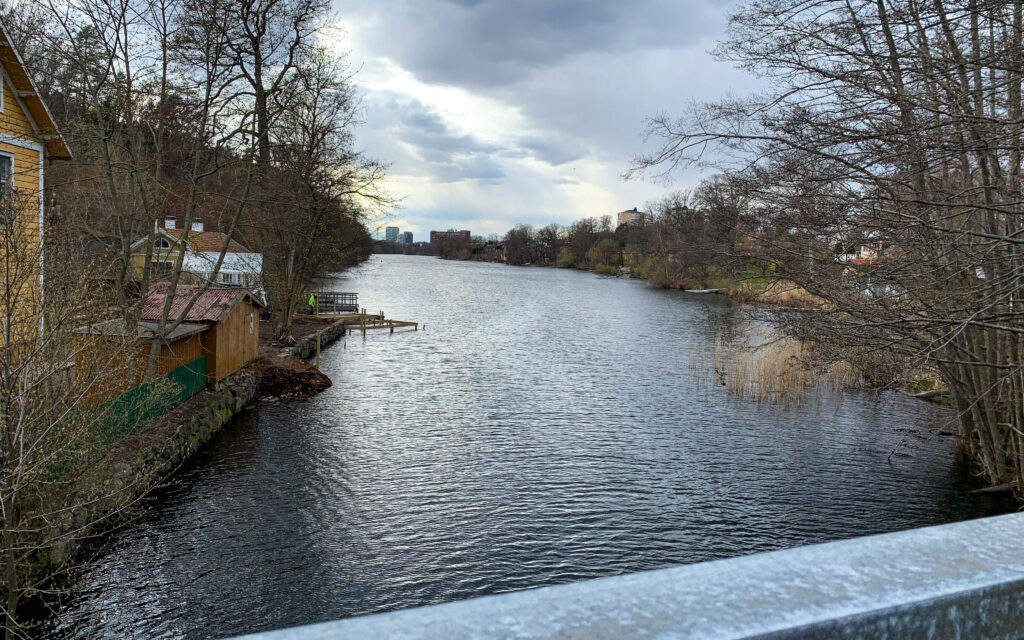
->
<box><xmin>0</xmin><ymin>151</ymin><xmax>12</xmax><ymax>189</ymax></box>
<box><xmin>0</xmin><ymin>152</ymin><xmax>14</xmax><ymax>228</ymax></box>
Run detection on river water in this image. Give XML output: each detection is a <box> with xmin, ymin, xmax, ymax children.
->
<box><xmin>47</xmin><ymin>255</ymin><xmax>1013</xmax><ymax>638</ymax></box>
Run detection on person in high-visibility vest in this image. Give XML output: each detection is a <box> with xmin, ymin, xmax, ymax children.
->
<box><xmin>308</xmin><ymin>293</ymin><xmax>317</xmax><ymax>315</ymax></box>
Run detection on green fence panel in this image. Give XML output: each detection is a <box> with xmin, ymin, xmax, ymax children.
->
<box><xmin>94</xmin><ymin>356</ymin><xmax>208</xmax><ymax>444</ymax></box>
<box><xmin>166</xmin><ymin>355</ymin><xmax>208</xmax><ymax>401</ymax></box>
<box><xmin>48</xmin><ymin>357</ymin><xmax>209</xmax><ymax>480</ymax></box>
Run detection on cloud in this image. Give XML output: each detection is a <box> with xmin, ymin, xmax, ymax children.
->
<box><xmin>336</xmin><ymin>0</ymin><xmax>757</xmax><ymax>236</ymax></box>
<box><xmin>517</xmin><ymin>135</ymin><xmax>585</xmax><ymax>166</ymax></box>
<box><xmin>433</xmin><ymin>154</ymin><xmax>505</xmax><ymax>184</ymax></box>
<box><xmin>360</xmin><ymin>93</ymin><xmax>506</xmax><ymax>183</ymax></box>
<box><xmin>346</xmin><ymin>0</ymin><xmax>727</xmax><ymax>89</ymax></box>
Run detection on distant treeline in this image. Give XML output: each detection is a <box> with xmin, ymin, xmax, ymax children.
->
<box><xmin>440</xmin><ymin>176</ymin><xmax>769</xmax><ymax>291</ymax></box>
<box><xmin>373</xmin><ymin>241</ymin><xmax>437</xmax><ymax>256</ymax></box>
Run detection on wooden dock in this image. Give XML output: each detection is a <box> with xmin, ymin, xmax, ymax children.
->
<box><xmin>303</xmin><ymin>292</ymin><xmax>418</xmax><ymax>334</ymax></box>
<box><xmin>336</xmin><ymin>310</ymin><xmax>419</xmax><ymax>335</ymax></box>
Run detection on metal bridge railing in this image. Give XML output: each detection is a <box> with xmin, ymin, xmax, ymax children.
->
<box><xmin>228</xmin><ymin>512</ymin><xmax>1024</xmax><ymax>640</ymax></box>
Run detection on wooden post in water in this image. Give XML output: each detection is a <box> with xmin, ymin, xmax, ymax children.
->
<box><xmin>316</xmin><ymin>330</ymin><xmax>321</xmax><ymax>369</ymax></box>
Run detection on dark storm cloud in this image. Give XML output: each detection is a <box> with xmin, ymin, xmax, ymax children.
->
<box><xmin>349</xmin><ymin>0</ymin><xmax>725</xmax><ymax>89</ymax></box>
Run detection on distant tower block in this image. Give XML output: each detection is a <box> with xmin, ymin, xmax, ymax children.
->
<box><xmin>430</xmin><ymin>230</ymin><xmax>471</xmax><ymax>244</ymax></box>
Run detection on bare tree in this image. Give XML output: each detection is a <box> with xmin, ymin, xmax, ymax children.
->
<box><xmin>256</xmin><ymin>47</ymin><xmax>385</xmax><ymax>338</ymax></box>
<box><xmin>503</xmin><ymin>224</ymin><xmax>536</xmax><ymax>265</ymax></box>
<box><xmin>633</xmin><ymin>0</ymin><xmax>1024</xmax><ymax>491</ymax></box>
<box><xmin>0</xmin><ymin>191</ymin><xmax>154</xmax><ymax>639</ymax></box>
<box><xmin>217</xmin><ymin>0</ymin><xmax>329</xmax><ymax>169</ymax></box>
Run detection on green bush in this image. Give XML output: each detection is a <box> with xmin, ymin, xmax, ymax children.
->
<box><xmin>585</xmin><ymin>238</ymin><xmax>622</xmax><ymax>269</ymax></box>
<box><xmin>555</xmin><ymin>247</ymin><xmax>577</xmax><ymax>268</ymax></box>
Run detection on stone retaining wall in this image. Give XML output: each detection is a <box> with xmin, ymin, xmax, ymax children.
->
<box><xmin>148</xmin><ymin>368</ymin><xmax>259</xmax><ymax>477</ymax></box>
<box><xmin>280</xmin><ymin>318</ymin><xmax>347</xmax><ymax>360</ymax></box>
<box><xmin>37</xmin><ymin>326</ymin><xmax>347</xmax><ymax>589</ymax></box>
<box><xmin>43</xmin><ymin>367</ymin><xmax>260</xmax><ymax>569</ymax></box>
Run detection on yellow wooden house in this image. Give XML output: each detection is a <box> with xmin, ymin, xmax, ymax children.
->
<box><xmin>0</xmin><ymin>22</ymin><xmax>72</xmax><ymax>327</ymax></box>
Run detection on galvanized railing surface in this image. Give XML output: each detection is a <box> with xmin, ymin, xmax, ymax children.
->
<box><xmin>228</xmin><ymin>512</ymin><xmax>1024</xmax><ymax>639</ymax></box>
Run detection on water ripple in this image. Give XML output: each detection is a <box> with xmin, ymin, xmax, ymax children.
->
<box><xmin>44</xmin><ymin>255</ymin><xmax>1015</xmax><ymax>639</ymax></box>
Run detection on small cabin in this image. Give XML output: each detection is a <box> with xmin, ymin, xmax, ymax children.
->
<box><xmin>73</xmin><ymin>319</ymin><xmax>208</xmax><ymax>408</ymax></box>
<box><xmin>140</xmin><ymin>286</ymin><xmax>264</xmax><ymax>382</ymax></box>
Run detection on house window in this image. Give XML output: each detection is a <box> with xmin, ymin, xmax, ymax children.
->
<box><xmin>152</xmin><ymin>260</ymin><xmax>173</xmax><ymax>277</ymax></box>
<box><xmin>155</xmin><ymin>238</ymin><xmax>171</xmax><ymax>250</ymax></box>
<box><xmin>0</xmin><ymin>154</ymin><xmax>12</xmax><ymax>228</ymax></box>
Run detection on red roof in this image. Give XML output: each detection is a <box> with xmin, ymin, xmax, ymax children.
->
<box><xmin>140</xmin><ymin>285</ymin><xmax>263</xmax><ymax>323</ymax></box>
<box><xmin>168</xmin><ymin>229</ymin><xmax>254</xmax><ymax>253</ymax></box>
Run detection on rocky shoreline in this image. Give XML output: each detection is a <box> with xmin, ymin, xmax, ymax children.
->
<box><xmin>27</xmin><ymin>317</ymin><xmax>349</xmax><ymax>604</ymax></box>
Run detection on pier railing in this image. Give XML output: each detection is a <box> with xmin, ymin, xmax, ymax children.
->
<box><xmin>308</xmin><ymin>291</ymin><xmax>358</xmax><ymax>315</ymax></box>
<box><xmin>227</xmin><ymin>512</ymin><xmax>1024</xmax><ymax>639</ymax></box>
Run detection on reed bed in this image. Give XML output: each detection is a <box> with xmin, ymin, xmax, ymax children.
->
<box><xmin>692</xmin><ymin>332</ymin><xmax>863</xmax><ymax>404</ymax></box>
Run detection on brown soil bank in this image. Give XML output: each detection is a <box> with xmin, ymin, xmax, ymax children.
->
<box><xmin>259</xmin><ymin>314</ymin><xmax>338</xmax><ymax>357</ymax></box>
<box><xmin>251</xmin><ymin>357</ymin><xmax>332</xmax><ymax>400</ymax></box>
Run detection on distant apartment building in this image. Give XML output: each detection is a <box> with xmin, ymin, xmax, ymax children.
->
<box><xmin>385</xmin><ymin>226</ymin><xmax>400</xmax><ymax>242</ymax></box>
<box><xmin>430</xmin><ymin>230</ymin><xmax>471</xmax><ymax>245</ymax></box>
<box><xmin>401</xmin><ymin>231</ymin><xmax>414</xmax><ymax>244</ymax></box>
<box><xmin>618</xmin><ymin>208</ymin><xmax>639</xmax><ymax>226</ymax></box>
<box><xmin>617</xmin><ymin>208</ymin><xmax>651</xmax><ymax>227</ymax></box>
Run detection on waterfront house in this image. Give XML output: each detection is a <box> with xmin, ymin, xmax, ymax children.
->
<box><xmin>72</xmin><ymin>319</ymin><xmax>208</xmax><ymax>408</ymax></box>
<box><xmin>130</xmin><ymin>218</ymin><xmax>263</xmax><ymax>295</ymax></box>
<box><xmin>0</xmin><ymin>21</ymin><xmax>72</xmax><ymax>332</ymax></box>
<box><xmin>140</xmin><ymin>285</ymin><xmax>264</xmax><ymax>382</ymax></box>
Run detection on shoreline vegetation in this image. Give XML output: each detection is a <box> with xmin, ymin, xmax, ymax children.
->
<box><xmin>21</xmin><ymin>314</ymin><xmax>342</xmax><ymax>629</ymax></box>
<box><xmin>623</xmin><ymin>0</ymin><xmax>1024</xmax><ymax>501</ymax></box>
<box><xmin>428</xmin><ymin>212</ymin><xmax>951</xmax><ymax>410</ymax></box>
<box><xmin>3</xmin><ymin>0</ymin><xmax>392</xmax><ymax>630</ymax></box>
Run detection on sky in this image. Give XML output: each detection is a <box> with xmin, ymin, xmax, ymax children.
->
<box><xmin>328</xmin><ymin>0</ymin><xmax>754</xmax><ymax>240</ymax></box>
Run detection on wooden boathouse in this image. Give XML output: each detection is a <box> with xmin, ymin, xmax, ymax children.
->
<box><xmin>73</xmin><ymin>319</ymin><xmax>208</xmax><ymax>408</ymax></box>
<box><xmin>140</xmin><ymin>286</ymin><xmax>265</xmax><ymax>382</ymax></box>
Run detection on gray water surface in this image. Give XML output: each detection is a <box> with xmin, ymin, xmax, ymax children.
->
<box><xmin>48</xmin><ymin>255</ymin><xmax>1013</xmax><ymax>638</ymax></box>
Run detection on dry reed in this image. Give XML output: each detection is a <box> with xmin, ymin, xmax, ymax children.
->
<box><xmin>692</xmin><ymin>332</ymin><xmax>862</xmax><ymax>404</ymax></box>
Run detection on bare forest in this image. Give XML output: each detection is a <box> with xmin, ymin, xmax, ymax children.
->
<box><xmin>630</xmin><ymin>0</ymin><xmax>1024</xmax><ymax>495</ymax></box>
<box><xmin>0</xmin><ymin>0</ymin><xmax>388</xmax><ymax>635</ymax></box>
